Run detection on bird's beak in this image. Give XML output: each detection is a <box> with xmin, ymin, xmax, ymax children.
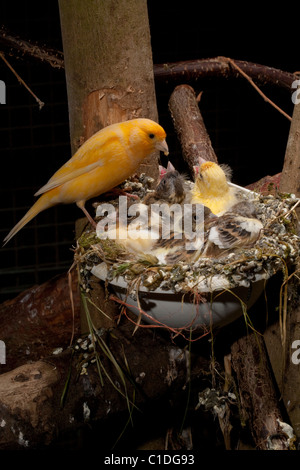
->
<box><xmin>198</xmin><ymin>157</ymin><xmax>207</xmax><ymax>165</ymax></box>
<box><xmin>155</xmin><ymin>139</ymin><xmax>169</xmax><ymax>156</ymax></box>
<box><xmin>166</xmin><ymin>161</ymin><xmax>175</xmax><ymax>171</ymax></box>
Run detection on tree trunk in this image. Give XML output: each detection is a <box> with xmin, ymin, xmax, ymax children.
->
<box><xmin>58</xmin><ymin>0</ymin><xmax>159</xmax><ymax>170</ymax></box>
<box><xmin>58</xmin><ymin>0</ymin><xmax>160</xmax><ymax>330</ymax></box>
<box><xmin>263</xmin><ymin>102</ymin><xmax>300</xmax><ymax>439</ymax></box>
<box><xmin>279</xmin><ymin>103</ymin><xmax>300</xmax><ymax>197</ymax></box>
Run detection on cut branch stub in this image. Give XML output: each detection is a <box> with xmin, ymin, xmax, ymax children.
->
<box><xmin>168</xmin><ymin>84</ymin><xmax>218</xmax><ymax>178</ymax></box>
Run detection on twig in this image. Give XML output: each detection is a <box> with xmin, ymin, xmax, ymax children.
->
<box><xmin>221</xmin><ymin>57</ymin><xmax>292</xmax><ymax>121</ymax></box>
<box><xmin>0</xmin><ymin>26</ymin><xmax>64</xmax><ymax>69</ymax></box>
<box><xmin>68</xmin><ymin>262</ymin><xmax>77</xmax><ymax>347</ymax></box>
<box><xmin>0</xmin><ymin>52</ymin><xmax>44</xmax><ymax>109</ymax></box>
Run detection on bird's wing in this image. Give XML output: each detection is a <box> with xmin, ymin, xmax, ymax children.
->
<box><xmin>208</xmin><ymin>216</ymin><xmax>250</xmax><ymax>249</ymax></box>
<box><xmin>35</xmin><ymin>131</ymin><xmax>122</xmax><ymax>196</ymax></box>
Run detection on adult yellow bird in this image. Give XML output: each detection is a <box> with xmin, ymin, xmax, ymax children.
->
<box><xmin>3</xmin><ymin>118</ymin><xmax>169</xmax><ymax>245</ymax></box>
<box><xmin>189</xmin><ymin>158</ymin><xmax>237</xmax><ymax>215</ymax></box>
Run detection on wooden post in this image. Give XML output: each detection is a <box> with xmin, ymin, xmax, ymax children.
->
<box><xmin>279</xmin><ymin>103</ymin><xmax>300</xmax><ymax>197</ymax></box>
<box><xmin>58</xmin><ymin>0</ymin><xmax>159</xmax><ymax>182</ymax></box>
<box><xmin>263</xmin><ymin>103</ymin><xmax>300</xmax><ymax>438</ymax></box>
<box><xmin>58</xmin><ymin>0</ymin><xmax>160</xmax><ymax>330</ymax></box>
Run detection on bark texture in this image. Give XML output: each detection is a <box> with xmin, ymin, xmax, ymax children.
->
<box><xmin>231</xmin><ymin>334</ymin><xmax>290</xmax><ymax>450</ymax></box>
<box><xmin>168</xmin><ymin>85</ymin><xmax>218</xmax><ymax>177</ymax></box>
<box><xmin>154</xmin><ymin>57</ymin><xmax>296</xmax><ymax>91</ymax></box>
<box><xmin>0</xmin><ymin>270</ymin><xmax>80</xmax><ymax>374</ymax></box>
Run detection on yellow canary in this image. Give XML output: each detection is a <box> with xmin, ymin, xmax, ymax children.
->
<box><xmin>189</xmin><ymin>160</ymin><xmax>237</xmax><ymax>215</ymax></box>
<box><xmin>3</xmin><ymin>118</ymin><xmax>169</xmax><ymax>245</ymax></box>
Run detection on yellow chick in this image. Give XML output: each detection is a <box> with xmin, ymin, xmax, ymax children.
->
<box><xmin>189</xmin><ymin>159</ymin><xmax>237</xmax><ymax>215</ymax></box>
<box><xmin>3</xmin><ymin>118</ymin><xmax>169</xmax><ymax>245</ymax></box>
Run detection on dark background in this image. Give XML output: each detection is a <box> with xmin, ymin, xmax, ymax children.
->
<box><xmin>0</xmin><ymin>1</ymin><xmax>296</xmax><ymax>303</ymax></box>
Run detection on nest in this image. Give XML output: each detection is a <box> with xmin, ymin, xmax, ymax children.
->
<box><xmin>76</xmin><ymin>177</ymin><xmax>300</xmax><ymax>299</ymax></box>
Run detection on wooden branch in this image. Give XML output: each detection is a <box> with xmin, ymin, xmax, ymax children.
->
<box><xmin>275</xmin><ymin>102</ymin><xmax>300</xmax><ymax>439</ymax></box>
<box><xmin>154</xmin><ymin>57</ymin><xmax>296</xmax><ymax>91</ymax></box>
<box><xmin>0</xmin><ymin>26</ymin><xmax>64</xmax><ymax>69</ymax></box>
<box><xmin>222</xmin><ymin>57</ymin><xmax>292</xmax><ymax>121</ymax></box>
<box><xmin>280</xmin><ymin>263</ymin><xmax>300</xmax><ymax>439</ymax></box>
<box><xmin>0</xmin><ymin>52</ymin><xmax>44</xmax><ymax>109</ymax></box>
<box><xmin>168</xmin><ymin>84</ymin><xmax>218</xmax><ymax>176</ymax></box>
<box><xmin>0</xmin><ymin>27</ymin><xmax>295</xmax><ymax>93</ymax></box>
<box><xmin>231</xmin><ymin>334</ymin><xmax>290</xmax><ymax>450</ymax></box>
<box><xmin>280</xmin><ymin>103</ymin><xmax>300</xmax><ymax>197</ymax></box>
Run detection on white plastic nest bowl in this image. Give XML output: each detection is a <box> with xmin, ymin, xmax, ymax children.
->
<box><xmin>90</xmin><ymin>183</ymin><xmax>273</xmax><ymax>331</ymax></box>
<box><xmin>91</xmin><ymin>262</ymin><xmax>265</xmax><ymax>330</ymax></box>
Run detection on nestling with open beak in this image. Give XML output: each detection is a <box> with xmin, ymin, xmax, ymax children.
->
<box><xmin>189</xmin><ymin>157</ymin><xmax>238</xmax><ymax>215</ymax></box>
<box><xmin>143</xmin><ymin>161</ymin><xmax>186</xmax><ymax>205</ymax></box>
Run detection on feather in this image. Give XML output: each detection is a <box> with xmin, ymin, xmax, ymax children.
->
<box><xmin>201</xmin><ymin>202</ymin><xmax>263</xmax><ymax>258</ymax></box>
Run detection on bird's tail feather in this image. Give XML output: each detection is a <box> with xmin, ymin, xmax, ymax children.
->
<box><xmin>3</xmin><ymin>194</ymin><xmax>54</xmax><ymax>246</ymax></box>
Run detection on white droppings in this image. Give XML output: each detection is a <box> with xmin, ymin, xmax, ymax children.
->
<box><xmin>18</xmin><ymin>431</ymin><xmax>29</xmax><ymax>447</ymax></box>
<box><xmin>83</xmin><ymin>402</ymin><xmax>90</xmax><ymax>421</ymax></box>
<box><xmin>52</xmin><ymin>347</ymin><xmax>63</xmax><ymax>355</ymax></box>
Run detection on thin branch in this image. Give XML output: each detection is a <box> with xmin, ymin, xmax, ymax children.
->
<box><xmin>0</xmin><ymin>26</ymin><xmax>64</xmax><ymax>69</ymax></box>
<box><xmin>222</xmin><ymin>57</ymin><xmax>292</xmax><ymax>121</ymax></box>
<box><xmin>0</xmin><ymin>52</ymin><xmax>44</xmax><ymax>109</ymax></box>
<box><xmin>154</xmin><ymin>57</ymin><xmax>296</xmax><ymax>91</ymax></box>
<box><xmin>0</xmin><ymin>27</ymin><xmax>296</xmax><ymax>93</ymax></box>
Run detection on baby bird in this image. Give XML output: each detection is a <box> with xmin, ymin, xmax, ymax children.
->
<box><xmin>96</xmin><ymin>200</ymin><xmax>155</xmax><ymax>255</ymax></box>
<box><xmin>189</xmin><ymin>158</ymin><xmax>238</xmax><ymax>215</ymax></box>
<box><xmin>151</xmin><ymin>203</ymin><xmax>213</xmax><ymax>264</ymax></box>
<box><xmin>201</xmin><ymin>201</ymin><xmax>263</xmax><ymax>258</ymax></box>
<box><xmin>143</xmin><ymin>161</ymin><xmax>186</xmax><ymax>205</ymax></box>
<box><xmin>3</xmin><ymin>118</ymin><xmax>169</xmax><ymax>245</ymax></box>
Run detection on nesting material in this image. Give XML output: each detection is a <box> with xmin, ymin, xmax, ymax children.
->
<box><xmin>77</xmin><ymin>175</ymin><xmax>300</xmax><ymax>299</ymax></box>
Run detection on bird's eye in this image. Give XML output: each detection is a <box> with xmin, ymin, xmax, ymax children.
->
<box><xmin>148</xmin><ymin>133</ymin><xmax>155</xmax><ymax>139</ymax></box>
